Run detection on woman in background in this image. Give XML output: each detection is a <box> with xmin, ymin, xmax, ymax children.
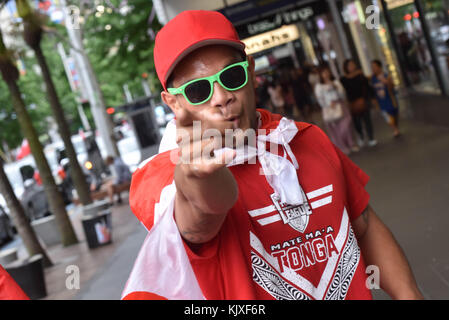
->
<box><xmin>267</xmin><ymin>78</ymin><xmax>285</xmax><ymax>115</ymax></box>
<box><xmin>315</xmin><ymin>65</ymin><xmax>359</xmax><ymax>155</ymax></box>
<box><xmin>340</xmin><ymin>59</ymin><xmax>377</xmax><ymax>148</ymax></box>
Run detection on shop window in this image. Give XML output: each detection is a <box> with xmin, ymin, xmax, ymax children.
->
<box><xmin>385</xmin><ymin>0</ymin><xmax>443</xmax><ymax>94</ymax></box>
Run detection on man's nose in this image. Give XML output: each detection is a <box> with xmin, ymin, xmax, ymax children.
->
<box><xmin>209</xmin><ymin>81</ymin><xmax>234</xmax><ymax>109</ymax></box>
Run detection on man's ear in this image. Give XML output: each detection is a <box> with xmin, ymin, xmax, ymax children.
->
<box><xmin>161</xmin><ymin>91</ymin><xmax>179</xmax><ymax>114</ymax></box>
<box><xmin>247</xmin><ymin>55</ymin><xmax>258</xmax><ymax>89</ymax></box>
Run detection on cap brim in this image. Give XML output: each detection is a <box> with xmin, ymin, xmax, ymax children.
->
<box><xmin>164</xmin><ymin>39</ymin><xmax>246</xmax><ymax>90</ymax></box>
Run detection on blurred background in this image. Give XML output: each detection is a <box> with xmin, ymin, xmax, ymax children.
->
<box><xmin>0</xmin><ymin>0</ymin><xmax>448</xmax><ymax>300</ymax></box>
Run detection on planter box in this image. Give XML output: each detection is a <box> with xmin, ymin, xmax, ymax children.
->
<box><xmin>0</xmin><ymin>248</ymin><xmax>18</xmax><ymax>265</ymax></box>
<box><xmin>31</xmin><ymin>215</ymin><xmax>62</xmax><ymax>248</ymax></box>
<box><xmin>82</xmin><ymin>200</ymin><xmax>110</xmax><ymax>217</ymax></box>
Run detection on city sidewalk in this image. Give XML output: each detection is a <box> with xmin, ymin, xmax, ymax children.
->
<box><xmin>38</xmin><ymin>197</ymin><xmax>142</xmax><ymax>300</ymax></box>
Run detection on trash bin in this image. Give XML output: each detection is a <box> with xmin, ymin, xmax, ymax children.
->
<box><xmin>81</xmin><ymin>210</ymin><xmax>112</xmax><ymax>249</ymax></box>
<box><xmin>5</xmin><ymin>254</ymin><xmax>47</xmax><ymax>300</ymax></box>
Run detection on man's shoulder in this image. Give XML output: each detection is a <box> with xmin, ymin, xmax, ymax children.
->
<box><xmin>293</xmin><ymin>122</ymin><xmax>335</xmax><ymax>151</ymax></box>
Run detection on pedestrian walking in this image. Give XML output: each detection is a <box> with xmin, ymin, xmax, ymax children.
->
<box><xmin>290</xmin><ymin>67</ymin><xmax>313</xmax><ymax>122</ymax></box>
<box><xmin>307</xmin><ymin>65</ymin><xmax>321</xmax><ymax>93</ymax></box>
<box><xmin>371</xmin><ymin>60</ymin><xmax>401</xmax><ymax>138</ymax></box>
<box><xmin>267</xmin><ymin>78</ymin><xmax>285</xmax><ymax>115</ymax></box>
<box><xmin>315</xmin><ymin>65</ymin><xmax>359</xmax><ymax>155</ymax></box>
<box><xmin>255</xmin><ymin>76</ymin><xmax>271</xmax><ymax>111</ymax></box>
<box><xmin>122</xmin><ymin>10</ymin><xmax>423</xmax><ymax>301</ymax></box>
<box><xmin>340</xmin><ymin>59</ymin><xmax>377</xmax><ymax>147</ymax></box>
<box><xmin>280</xmin><ymin>70</ymin><xmax>295</xmax><ymax>119</ymax></box>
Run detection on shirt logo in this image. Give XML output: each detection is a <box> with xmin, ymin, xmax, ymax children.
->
<box><xmin>248</xmin><ymin>184</ymin><xmax>334</xmax><ymax>233</ymax></box>
<box><xmin>271</xmin><ymin>193</ymin><xmax>312</xmax><ymax>233</ymax></box>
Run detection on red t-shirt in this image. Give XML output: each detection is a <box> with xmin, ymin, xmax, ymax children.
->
<box><xmin>129</xmin><ymin>109</ymin><xmax>372</xmax><ymax>300</ymax></box>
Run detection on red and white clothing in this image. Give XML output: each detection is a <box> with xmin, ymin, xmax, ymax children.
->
<box><xmin>122</xmin><ymin>109</ymin><xmax>372</xmax><ymax>300</ymax></box>
<box><xmin>0</xmin><ymin>265</ymin><xmax>29</xmax><ymax>300</ymax></box>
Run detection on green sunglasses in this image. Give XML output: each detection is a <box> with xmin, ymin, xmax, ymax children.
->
<box><xmin>167</xmin><ymin>60</ymin><xmax>249</xmax><ymax>105</ymax></box>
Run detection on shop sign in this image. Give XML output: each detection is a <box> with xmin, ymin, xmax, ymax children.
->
<box><xmin>219</xmin><ymin>0</ymin><xmax>300</xmax><ymax>24</ymax></box>
<box><xmin>246</xmin><ymin>7</ymin><xmax>314</xmax><ymax>36</ymax></box>
<box><xmin>242</xmin><ymin>24</ymin><xmax>300</xmax><ymax>55</ymax></box>
<box><xmin>385</xmin><ymin>0</ymin><xmax>414</xmax><ymax>10</ymax></box>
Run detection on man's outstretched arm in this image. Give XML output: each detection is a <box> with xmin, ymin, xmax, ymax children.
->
<box><xmin>352</xmin><ymin>204</ymin><xmax>424</xmax><ymax>299</ymax></box>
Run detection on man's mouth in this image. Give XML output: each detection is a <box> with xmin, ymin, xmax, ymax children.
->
<box><xmin>225</xmin><ymin>115</ymin><xmax>240</xmax><ymax>129</ymax></box>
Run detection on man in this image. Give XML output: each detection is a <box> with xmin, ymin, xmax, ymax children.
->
<box><xmin>371</xmin><ymin>60</ymin><xmax>401</xmax><ymax>138</ymax></box>
<box><xmin>104</xmin><ymin>156</ymin><xmax>132</xmax><ymax>204</ymax></box>
<box><xmin>122</xmin><ymin>10</ymin><xmax>422</xmax><ymax>300</ymax></box>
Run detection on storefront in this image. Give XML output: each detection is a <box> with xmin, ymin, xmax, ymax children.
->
<box><xmin>218</xmin><ymin>0</ymin><xmax>349</xmax><ymax>78</ymax></box>
<box><xmin>153</xmin><ymin>0</ymin><xmax>448</xmax><ymax>96</ymax></box>
<box><xmin>340</xmin><ymin>0</ymin><xmax>404</xmax><ymax>86</ymax></box>
<box><xmin>380</xmin><ymin>0</ymin><xmax>449</xmax><ymax>95</ymax></box>
<box><xmin>340</xmin><ymin>0</ymin><xmax>449</xmax><ymax>95</ymax></box>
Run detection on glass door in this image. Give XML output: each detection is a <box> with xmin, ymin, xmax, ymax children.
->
<box><xmin>422</xmin><ymin>0</ymin><xmax>449</xmax><ymax>94</ymax></box>
<box><xmin>386</xmin><ymin>0</ymin><xmax>442</xmax><ymax>94</ymax></box>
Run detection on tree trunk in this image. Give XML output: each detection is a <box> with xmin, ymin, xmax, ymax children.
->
<box><xmin>4</xmin><ymin>78</ymin><xmax>78</xmax><ymax>246</ymax></box>
<box><xmin>0</xmin><ymin>158</ymin><xmax>52</xmax><ymax>267</ymax></box>
<box><xmin>33</xmin><ymin>44</ymin><xmax>92</xmax><ymax>206</ymax></box>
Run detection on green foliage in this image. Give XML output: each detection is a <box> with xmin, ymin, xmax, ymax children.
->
<box><xmin>0</xmin><ymin>24</ymin><xmax>84</xmax><ymax>152</ymax></box>
<box><xmin>80</xmin><ymin>0</ymin><xmax>162</xmax><ymax>107</ymax></box>
<box><xmin>0</xmin><ymin>80</ymin><xmax>22</xmax><ymax>150</ymax></box>
<box><xmin>36</xmin><ymin>27</ymin><xmax>85</xmax><ymax>133</ymax></box>
<box><xmin>0</xmin><ymin>0</ymin><xmax>162</xmax><ymax>153</ymax></box>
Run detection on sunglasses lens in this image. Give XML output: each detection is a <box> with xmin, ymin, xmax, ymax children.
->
<box><xmin>220</xmin><ymin>65</ymin><xmax>246</xmax><ymax>90</ymax></box>
<box><xmin>185</xmin><ymin>80</ymin><xmax>211</xmax><ymax>104</ymax></box>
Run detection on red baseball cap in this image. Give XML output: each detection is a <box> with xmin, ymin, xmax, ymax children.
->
<box><xmin>154</xmin><ymin>10</ymin><xmax>246</xmax><ymax>91</ymax></box>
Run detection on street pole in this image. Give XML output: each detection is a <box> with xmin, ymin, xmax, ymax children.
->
<box><xmin>60</xmin><ymin>0</ymin><xmax>119</xmax><ymax>157</ymax></box>
<box><xmin>327</xmin><ymin>0</ymin><xmax>352</xmax><ymax>60</ymax></box>
<box><xmin>56</xmin><ymin>42</ymin><xmax>91</xmax><ymax>131</ymax></box>
<box><xmin>141</xmin><ymin>78</ymin><xmax>152</xmax><ymax>97</ymax></box>
<box><xmin>123</xmin><ymin>84</ymin><xmax>133</xmax><ymax>103</ymax></box>
<box><xmin>152</xmin><ymin>0</ymin><xmax>168</xmax><ymax>25</ymax></box>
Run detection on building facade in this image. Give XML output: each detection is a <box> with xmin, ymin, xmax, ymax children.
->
<box><xmin>153</xmin><ymin>0</ymin><xmax>449</xmax><ymax>96</ymax></box>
